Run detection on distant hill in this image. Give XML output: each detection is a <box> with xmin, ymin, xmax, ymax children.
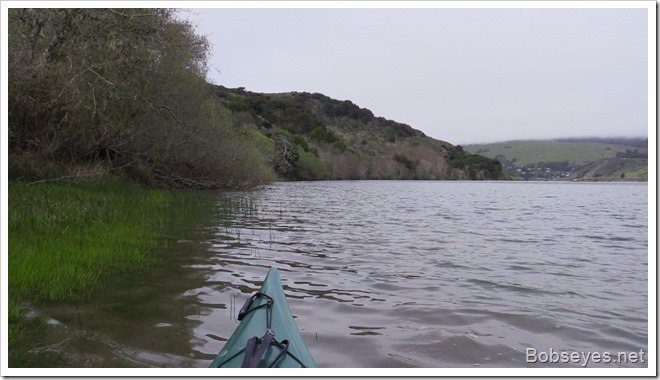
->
<box><xmin>464</xmin><ymin>138</ymin><xmax>648</xmax><ymax>181</ymax></box>
<box><xmin>210</xmin><ymin>85</ymin><xmax>506</xmax><ymax>181</ymax></box>
<box><xmin>464</xmin><ymin>139</ymin><xmax>648</xmax><ymax>166</ymax></box>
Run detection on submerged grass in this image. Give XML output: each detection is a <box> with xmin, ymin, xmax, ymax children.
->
<box><xmin>8</xmin><ymin>178</ymin><xmax>212</xmax><ymax>348</ymax></box>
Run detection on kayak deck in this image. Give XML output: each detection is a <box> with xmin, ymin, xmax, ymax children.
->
<box><xmin>209</xmin><ymin>267</ymin><xmax>316</xmax><ymax>368</ymax></box>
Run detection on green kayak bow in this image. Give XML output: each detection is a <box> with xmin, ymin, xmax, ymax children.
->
<box><xmin>209</xmin><ymin>267</ymin><xmax>317</xmax><ymax>368</ymax></box>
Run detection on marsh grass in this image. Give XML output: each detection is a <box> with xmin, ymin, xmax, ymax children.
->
<box><xmin>8</xmin><ymin>179</ymin><xmax>212</xmax><ymax>341</ymax></box>
<box><xmin>215</xmin><ymin>196</ymin><xmax>257</xmax><ymax>218</ymax></box>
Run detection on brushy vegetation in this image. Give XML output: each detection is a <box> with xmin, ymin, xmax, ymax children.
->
<box><xmin>446</xmin><ymin>145</ymin><xmax>504</xmax><ymax>180</ymax></box>
<box><xmin>8</xmin><ymin>9</ymin><xmax>274</xmax><ymax>189</ymax></box>
<box><xmin>210</xmin><ymin>87</ymin><xmax>506</xmax><ymax>181</ymax></box>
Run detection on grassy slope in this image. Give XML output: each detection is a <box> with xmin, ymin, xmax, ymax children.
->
<box><xmin>464</xmin><ymin>140</ymin><xmax>647</xmax><ymax>166</ymax></box>
<box><xmin>569</xmin><ymin>158</ymin><xmax>648</xmax><ymax>181</ymax></box>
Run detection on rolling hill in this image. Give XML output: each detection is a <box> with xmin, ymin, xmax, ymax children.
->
<box><xmin>464</xmin><ymin>138</ymin><xmax>648</xmax><ymax>181</ymax></box>
<box><xmin>210</xmin><ymin>85</ymin><xmax>506</xmax><ymax>181</ymax></box>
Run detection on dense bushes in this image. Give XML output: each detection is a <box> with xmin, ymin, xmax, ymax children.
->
<box><xmin>308</xmin><ymin>127</ymin><xmax>346</xmax><ymax>151</ymax></box>
<box><xmin>447</xmin><ymin>145</ymin><xmax>504</xmax><ymax>179</ymax></box>
<box><xmin>323</xmin><ymin>99</ymin><xmax>374</xmax><ymax>123</ymax></box>
<box><xmin>393</xmin><ymin>153</ymin><xmax>415</xmax><ymax>171</ymax></box>
<box><xmin>8</xmin><ymin>8</ymin><xmax>273</xmax><ymax>188</ymax></box>
<box><xmin>241</xmin><ymin>94</ymin><xmax>325</xmax><ymax>135</ymax></box>
<box><xmin>297</xmin><ymin>150</ymin><xmax>329</xmax><ymax>180</ymax></box>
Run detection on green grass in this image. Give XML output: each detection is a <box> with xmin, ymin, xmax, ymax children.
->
<box><xmin>8</xmin><ymin>178</ymin><xmax>211</xmax><ymax>305</ymax></box>
<box><xmin>8</xmin><ymin>178</ymin><xmax>213</xmax><ymax>352</ymax></box>
<box><xmin>627</xmin><ymin>165</ymin><xmax>648</xmax><ymax>180</ymax></box>
<box><xmin>8</xmin><ymin>177</ymin><xmax>233</xmax><ymax>367</ymax></box>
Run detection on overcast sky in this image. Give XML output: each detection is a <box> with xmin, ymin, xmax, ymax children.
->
<box><xmin>180</xmin><ymin>3</ymin><xmax>650</xmax><ymax>145</ymax></box>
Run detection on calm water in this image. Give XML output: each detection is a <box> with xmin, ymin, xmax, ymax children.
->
<box><xmin>24</xmin><ymin>181</ymin><xmax>648</xmax><ymax>369</ymax></box>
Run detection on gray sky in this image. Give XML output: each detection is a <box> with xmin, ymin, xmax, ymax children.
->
<box><xmin>180</xmin><ymin>4</ymin><xmax>650</xmax><ymax>145</ymax></box>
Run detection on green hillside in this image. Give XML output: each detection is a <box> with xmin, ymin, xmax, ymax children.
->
<box><xmin>464</xmin><ymin>138</ymin><xmax>648</xmax><ymax>181</ymax></box>
<box><xmin>568</xmin><ymin>158</ymin><xmax>648</xmax><ymax>181</ymax></box>
<box><xmin>209</xmin><ymin>85</ymin><xmax>506</xmax><ymax>181</ymax></box>
<box><xmin>464</xmin><ymin>139</ymin><xmax>647</xmax><ymax>167</ymax></box>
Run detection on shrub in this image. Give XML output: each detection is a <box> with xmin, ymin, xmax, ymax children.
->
<box><xmin>393</xmin><ymin>153</ymin><xmax>415</xmax><ymax>171</ymax></box>
<box><xmin>297</xmin><ymin>150</ymin><xmax>329</xmax><ymax>180</ymax></box>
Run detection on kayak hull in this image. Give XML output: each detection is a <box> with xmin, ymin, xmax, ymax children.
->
<box><xmin>209</xmin><ymin>267</ymin><xmax>316</xmax><ymax>368</ymax></box>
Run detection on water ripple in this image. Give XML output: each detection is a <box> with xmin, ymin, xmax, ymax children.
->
<box><xmin>193</xmin><ymin>181</ymin><xmax>648</xmax><ymax>368</ymax></box>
